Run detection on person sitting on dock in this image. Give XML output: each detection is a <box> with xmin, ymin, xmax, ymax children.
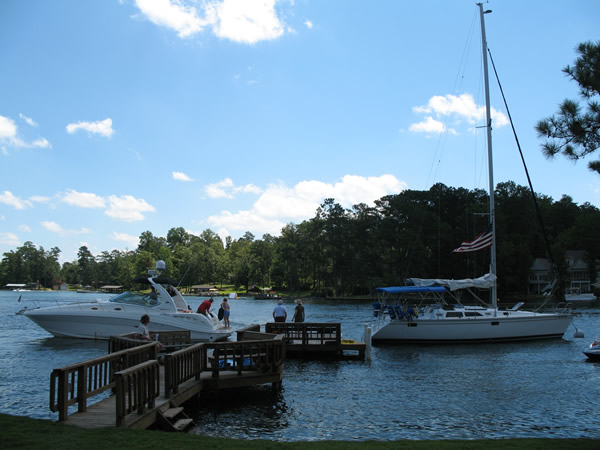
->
<box><xmin>197</xmin><ymin>298</ymin><xmax>213</xmax><ymax>316</ymax></box>
<box><xmin>136</xmin><ymin>314</ymin><xmax>162</xmax><ymax>350</ymax></box>
<box><xmin>292</xmin><ymin>299</ymin><xmax>305</xmax><ymax>322</ymax></box>
<box><xmin>273</xmin><ymin>300</ymin><xmax>287</xmax><ymax>322</ymax></box>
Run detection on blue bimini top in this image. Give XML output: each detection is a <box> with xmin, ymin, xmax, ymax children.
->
<box><xmin>375</xmin><ymin>286</ymin><xmax>446</xmax><ymax>294</ymax></box>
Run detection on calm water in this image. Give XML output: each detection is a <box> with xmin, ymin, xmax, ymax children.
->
<box><xmin>2</xmin><ymin>290</ymin><xmax>600</xmax><ymax>441</ymax></box>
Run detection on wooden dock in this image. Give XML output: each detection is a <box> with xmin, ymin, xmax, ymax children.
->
<box><xmin>263</xmin><ymin>322</ymin><xmax>367</xmax><ymax>360</ymax></box>
<box><xmin>50</xmin><ymin>328</ymin><xmax>284</xmax><ymax>430</ymax></box>
<box><xmin>47</xmin><ymin>323</ymin><xmax>365</xmax><ymax>430</ymax></box>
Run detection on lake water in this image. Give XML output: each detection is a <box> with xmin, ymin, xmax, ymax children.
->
<box><xmin>2</xmin><ymin>290</ymin><xmax>600</xmax><ymax>441</ymax></box>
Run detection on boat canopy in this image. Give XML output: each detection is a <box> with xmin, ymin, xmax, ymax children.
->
<box><xmin>132</xmin><ymin>276</ymin><xmax>178</xmax><ymax>285</ymax></box>
<box><xmin>406</xmin><ymin>273</ymin><xmax>497</xmax><ymax>292</ymax></box>
<box><xmin>376</xmin><ymin>286</ymin><xmax>446</xmax><ymax>294</ymax></box>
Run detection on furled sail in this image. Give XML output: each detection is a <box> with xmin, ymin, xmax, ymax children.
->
<box><xmin>406</xmin><ymin>273</ymin><xmax>497</xmax><ymax>292</ymax></box>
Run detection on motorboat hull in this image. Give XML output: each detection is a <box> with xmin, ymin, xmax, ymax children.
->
<box><xmin>372</xmin><ymin>313</ymin><xmax>573</xmax><ymax>344</ymax></box>
<box><xmin>22</xmin><ymin>302</ymin><xmax>232</xmax><ymax>342</ymax></box>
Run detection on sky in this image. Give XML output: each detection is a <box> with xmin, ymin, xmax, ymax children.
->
<box><xmin>1</xmin><ymin>0</ymin><xmax>599</xmax><ymax>264</ymax></box>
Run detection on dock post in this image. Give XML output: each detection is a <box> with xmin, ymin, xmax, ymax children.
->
<box><xmin>364</xmin><ymin>324</ymin><xmax>372</xmax><ymax>361</ymax></box>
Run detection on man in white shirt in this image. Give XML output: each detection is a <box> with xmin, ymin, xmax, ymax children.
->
<box><xmin>272</xmin><ymin>300</ymin><xmax>287</xmax><ymax>322</ymax></box>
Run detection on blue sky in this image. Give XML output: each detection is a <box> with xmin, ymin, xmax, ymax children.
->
<box><xmin>1</xmin><ymin>0</ymin><xmax>599</xmax><ymax>264</ymax></box>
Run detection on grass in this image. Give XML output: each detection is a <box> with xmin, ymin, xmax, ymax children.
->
<box><xmin>1</xmin><ymin>414</ymin><xmax>597</xmax><ymax>449</ymax></box>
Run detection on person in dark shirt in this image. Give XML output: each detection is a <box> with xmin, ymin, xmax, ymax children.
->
<box><xmin>292</xmin><ymin>299</ymin><xmax>305</xmax><ymax>322</ymax></box>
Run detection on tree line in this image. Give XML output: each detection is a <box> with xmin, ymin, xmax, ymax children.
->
<box><xmin>2</xmin><ymin>181</ymin><xmax>599</xmax><ymax>299</ymax></box>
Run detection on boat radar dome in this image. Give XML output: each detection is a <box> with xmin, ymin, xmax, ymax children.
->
<box><xmin>156</xmin><ymin>260</ymin><xmax>166</xmax><ymax>271</ymax></box>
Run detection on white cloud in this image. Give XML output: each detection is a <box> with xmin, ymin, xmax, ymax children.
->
<box><xmin>135</xmin><ymin>0</ymin><xmax>207</xmax><ymax>38</ymax></box>
<box><xmin>304</xmin><ymin>19</ymin><xmax>313</xmax><ymax>29</ymax></box>
<box><xmin>205</xmin><ymin>178</ymin><xmax>262</xmax><ymax>199</ymax></box>
<box><xmin>29</xmin><ymin>195</ymin><xmax>51</xmax><ymax>204</ymax></box>
<box><xmin>207</xmin><ymin>174</ymin><xmax>406</xmax><ymax>238</ymax></box>
<box><xmin>105</xmin><ymin>195</ymin><xmax>156</xmax><ymax>222</ymax></box>
<box><xmin>19</xmin><ymin>113</ymin><xmax>38</xmax><ymax>127</ymax></box>
<box><xmin>31</xmin><ymin>138</ymin><xmax>51</xmax><ymax>148</ymax></box>
<box><xmin>41</xmin><ymin>221</ymin><xmax>91</xmax><ymax>237</ymax></box>
<box><xmin>62</xmin><ymin>190</ymin><xmax>106</xmax><ymax>208</ymax></box>
<box><xmin>410</xmin><ymin>93</ymin><xmax>508</xmax><ymax>134</ymax></box>
<box><xmin>110</xmin><ymin>231</ymin><xmax>140</xmax><ymax>249</ymax></box>
<box><xmin>0</xmin><ymin>191</ymin><xmax>32</xmax><ymax>210</ymax></box>
<box><xmin>0</xmin><ymin>115</ymin><xmax>17</xmax><ymax>139</ymax></box>
<box><xmin>173</xmin><ymin>171</ymin><xmax>193</xmax><ymax>181</ymax></box>
<box><xmin>18</xmin><ymin>224</ymin><xmax>31</xmax><ymax>232</ymax></box>
<box><xmin>0</xmin><ymin>232</ymin><xmax>20</xmax><ymax>246</ymax></box>
<box><xmin>0</xmin><ymin>114</ymin><xmax>50</xmax><ymax>149</ymax></box>
<box><xmin>209</xmin><ymin>0</ymin><xmax>285</xmax><ymax>44</ymax></box>
<box><xmin>135</xmin><ymin>0</ymin><xmax>286</xmax><ymax>44</ymax></box>
<box><xmin>205</xmin><ymin>178</ymin><xmax>235</xmax><ymax>198</ymax></box>
<box><xmin>66</xmin><ymin>118</ymin><xmax>114</xmax><ymax>137</ymax></box>
<box><xmin>409</xmin><ymin>116</ymin><xmax>452</xmax><ymax>135</ymax></box>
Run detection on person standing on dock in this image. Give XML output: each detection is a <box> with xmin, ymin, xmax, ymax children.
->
<box><xmin>273</xmin><ymin>300</ymin><xmax>287</xmax><ymax>322</ymax></box>
<box><xmin>292</xmin><ymin>299</ymin><xmax>305</xmax><ymax>322</ymax></box>
<box><xmin>220</xmin><ymin>297</ymin><xmax>231</xmax><ymax>328</ymax></box>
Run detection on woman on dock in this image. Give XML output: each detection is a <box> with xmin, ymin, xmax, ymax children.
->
<box><xmin>292</xmin><ymin>299</ymin><xmax>305</xmax><ymax>322</ymax></box>
<box><xmin>220</xmin><ymin>298</ymin><xmax>231</xmax><ymax>328</ymax></box>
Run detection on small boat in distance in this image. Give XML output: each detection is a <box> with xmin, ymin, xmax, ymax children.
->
<box><xmin>584</xmin><ymin>339</ymin><xmax>600</xmax><ymax>360</ymax></box>
<box><xmin>565</xmin><ymin>288</ymin><xmax>597</xmax><ymax>303</ymax></box>
<box><xmin>19</xmin><ymin>261</ymin><xmax>232</xmax><ymax>342</ymax></box>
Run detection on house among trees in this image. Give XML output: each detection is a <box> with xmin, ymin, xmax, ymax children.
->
<box><xmin>528</xmin><ymin>250</ymin><xmax>600</xmax><ymax>295</ymax></box>
<box><xmin>189</xmin><ymin>284</ymin><xmax>219</xmax><ymax>296</ymax></box>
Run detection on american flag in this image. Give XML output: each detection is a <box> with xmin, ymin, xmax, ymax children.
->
<box><xmin>452</xmin><ymin>225</ymin><xmax>493</xmax><ymax>253</ymax></box>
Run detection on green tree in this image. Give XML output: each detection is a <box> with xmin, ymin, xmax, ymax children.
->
<box><xmin>536</xmin><ymin>41</ymin><xmax>600</xmax><ymax>173</ymax></box>
<box><xmin>77</xmin><ymin>246</ymin><xmax>96</xmax><ymax>286</ymax></box>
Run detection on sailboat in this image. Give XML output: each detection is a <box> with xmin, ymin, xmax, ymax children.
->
<box><xmin>371</xmin><ymin>4</ymin><xmax>573</xmax><ymax>344</ymax></box>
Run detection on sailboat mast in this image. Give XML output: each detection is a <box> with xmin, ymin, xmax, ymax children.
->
<box><xmin>478</xmin><ymin>3</ymin><xmax>497</xmax><ymax>307</ymax></box>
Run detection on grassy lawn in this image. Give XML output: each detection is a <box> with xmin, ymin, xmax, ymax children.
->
<box><xmin>2</xmin><ymin>414</ymin><xmax>597</xmax><ymax>449</ymax></box>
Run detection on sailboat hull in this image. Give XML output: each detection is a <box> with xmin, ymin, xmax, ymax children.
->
<box><xmin>372</xmin><ymin>313</ymin><xmax>573</xmax><ymax>344</ymax></box>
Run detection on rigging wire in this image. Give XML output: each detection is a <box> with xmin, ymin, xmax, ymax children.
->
<box><xmin>402</xmin><ymin>9</ymin><xmax>481</xmax><ymax>280</ymax></box>
<box><xmin>487</xmin><ymin>48</ymin><xmax>560</xmax><ymax>308</ymax></box>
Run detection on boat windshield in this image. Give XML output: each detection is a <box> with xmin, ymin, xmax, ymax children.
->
<box><xmin>110</xmin><ymin>291</ymin><xmax>160</xmax><ymax>307</ymax></box>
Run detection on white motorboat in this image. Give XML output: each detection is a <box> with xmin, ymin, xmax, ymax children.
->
<box><xmin>565</xmin><ymin>288</ymin><xmax>597</xmax><ymax>303</ymax></box>
<box><xmin>584</xmin><ymin>339</ymin><xmax>600</xmax><ymax>360</ymax></box>
<box><xmin>370</xmin><ymin>4</ymin><xmax>572</xmax><ymax>344</ymax></box>
<box><xmin>19</xmin><ymin>261</ymin><xmax>232</xmax><ymax>342</ymax></box>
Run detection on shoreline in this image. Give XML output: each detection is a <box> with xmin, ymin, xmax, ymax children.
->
<box><xmin>2</xmin><ymin>413</ymin><xmax>598</xmax><ymax>449</ymax></box>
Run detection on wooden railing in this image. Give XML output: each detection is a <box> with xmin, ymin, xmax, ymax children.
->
<box><xmin>205</xmin><ymin>336</ymin><xmax>285</xmax><ymax>378</ymax></box>
<box><xmin>265</xmin><ymin>322</ymin><xmax>341</xmax><ymax>346</ymax></box>
<box><xmin>236</xmin><ymin>323</ymin><xmax>279</xmax><ymax>341</ymax></box>
<box><xmin>114</xmin><ymin>360</ymin><xmax>160</xmax><ymax>427</ymax></box>
<box><xmin>50</xmin><ymin>342</ymin><xmax>159</xmax><ymax>421</ymax></box>
<box><xmin>110</xmin><ymin>330</ymin><xmax>191</xmax><ymax>354</ymax></box>
<box><xmin>163</xmin><ymin>343</ymin><xmax>205</xmax><ymax>398</ymax></box>
<box><xmin>51</xmin><ymin>330</ymin><xmax>285</xmax><ymax>424</ymax></box>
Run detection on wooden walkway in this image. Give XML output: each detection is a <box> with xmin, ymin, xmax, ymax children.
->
<box><xmin>49</xmin><ymin>323</ymin><xmax>365</xmax><ymax>430</ymax></box>
<box><xmin>67</xmin><ymin>366</ymin><xmax>282</xmax><ymax>429</ymax></box>
<box><xmin>51</xmin><ymin>328</ymin><xmax>284</xmax><ymax>430</ymax></box>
